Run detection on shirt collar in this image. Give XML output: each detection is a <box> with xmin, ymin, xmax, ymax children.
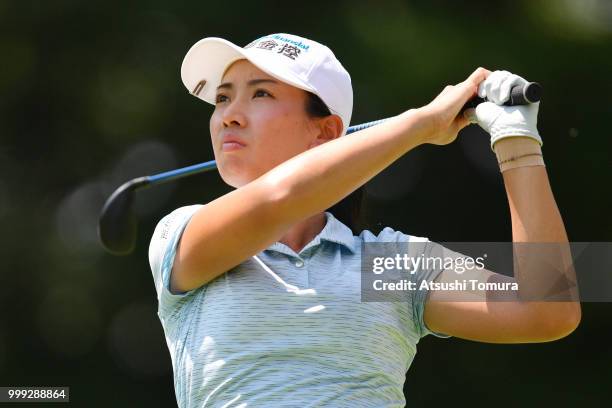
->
<box><xmin>265</xmin><ymin>211</ymin><xmax>357</xmax><ymax>257</ymax></box>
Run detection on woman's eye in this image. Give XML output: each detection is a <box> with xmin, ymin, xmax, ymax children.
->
<box><xmin>215</xmin><ymin>94</ymin><xmax>228</xmax><ymax>104</ymax></box>
<box><xmin>254</xmin><ymin>89</ymin><xmax>271</xmax><ymax>98</ymax></box>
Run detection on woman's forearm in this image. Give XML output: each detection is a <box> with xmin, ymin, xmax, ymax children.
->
<box><xmin>503</xmin><ymin>165</ymin><xmax>567</xmax><ymax>243</ymax></box>
<box><xmin>499</xmin><ymin>139</ymin><xmax>581</xmax><ymax>329</ymax></box>
<box><xmin>260</xmin><ymin>109</ymin><xmax>430</xmax><ymax>226</ymax></box>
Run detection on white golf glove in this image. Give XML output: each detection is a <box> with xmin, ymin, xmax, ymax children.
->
<box><xmin>466</xmin><ymin>70</ymin><xmax>543</xmax><ymax>151</ymax></box>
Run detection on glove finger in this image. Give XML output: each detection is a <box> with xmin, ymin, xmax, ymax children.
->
<box><xmin>481</xmin><ymin>73</ymin><xmax>496</xmax><ymax>100</ymax></box>
<box><xmin>487</xmin><ymin>70</ymin><xmax>512</xmax><ymax>104</ymax></box>
<box><xmin>477</xmin><ymin>81</ymin><xmax>487</xmax><ymax>98</ymax></box>
<box><xmin>482</xmin><ymin>71</ymin><xmax>505</xmax><ymax>103</ymax></box>
<box><xmin>474</xmin><ymin>101</ymin><xmax>504</xmax><ymax>129</ymax></box>
<box><xmin>478</xmin><ymin>70</ymin><xmax>503</xmax><ymax>98</ymax></box>
<box><xmin>498</xmin><ymin>74</ymin><xmax>524</xmax><ymax>104</ymax></box>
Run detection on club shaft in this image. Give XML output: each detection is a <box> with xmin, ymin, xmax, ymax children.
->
<box><xmin>148</xmin><ymin>160</ymin><xmax>218</xmax><ymax>184</ymax></box>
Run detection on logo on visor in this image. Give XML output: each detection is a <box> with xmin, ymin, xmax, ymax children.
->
<box><xmin>244</xmin><ymin>36</ymin><xmax>308</xmax><ymax>60</ymax></box>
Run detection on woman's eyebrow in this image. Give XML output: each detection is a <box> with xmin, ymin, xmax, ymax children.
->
<box><xmin>217</xmin><ymin>78</ymin><xmax>278</xmax><ymax>91</ymax></box>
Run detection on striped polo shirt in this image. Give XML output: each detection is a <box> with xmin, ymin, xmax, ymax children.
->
<box><xmin>148</xmin><ymin>205</ymin><xmax>450</xmax><ymax>408</ymax></box>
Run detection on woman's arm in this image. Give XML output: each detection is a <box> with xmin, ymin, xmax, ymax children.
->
<box><xmin>501</xmin><ymin>140</ymin><xmax>581</xmax><ymax>325</ymax></box>
<box><xmin>170</xmin><ymin>68</ymin><xmax>490</xmax><ymax>293</ymax></box>
<box><xmin>424</xmin><ymin>159</ymin><xmax>581</xmax><ymax>343</ymax></box>
<box><xmin>424</xmin><ymin>106</ymin><xmax>581</xmax><ymax>343</ymax></box>
<box><xmin>269</xmin><ymin>69</ymin><xmax>493</xmax><ymax>223</ymax></box>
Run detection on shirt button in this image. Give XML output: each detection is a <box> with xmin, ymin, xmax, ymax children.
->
<box><xmin>294</xmin><ymin>259</ymin><xmax>304</xmax><ymax>268</ymax></box>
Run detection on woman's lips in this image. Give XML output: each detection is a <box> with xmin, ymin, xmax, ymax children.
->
<box><xmin>222</xmin><ymin>141</ymin><xmax>245</xmax><ymax>152</ymax></box>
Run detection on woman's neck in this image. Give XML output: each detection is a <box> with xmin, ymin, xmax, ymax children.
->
<box><xmin>278</xmin><ymin>212</ymin><xmax>327</xmax><ymax>254</ymax></box>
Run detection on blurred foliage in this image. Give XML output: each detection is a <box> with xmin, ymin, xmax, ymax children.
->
<box><xmin>1</xmin><ymin>0</ymin><xmax>611</xmax><ymax>406</ymax></box>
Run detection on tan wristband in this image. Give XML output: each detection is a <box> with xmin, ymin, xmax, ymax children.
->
<box><xmin>492</xmin><ymin>137</ymin><xmax>545</xmax><ymax>172</ymax></box>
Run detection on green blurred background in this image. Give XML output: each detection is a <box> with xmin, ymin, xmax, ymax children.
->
<box><xmin>2</xmin><ymin>0</ymin><xmax>611</xmax><ymax>406</ymax></box>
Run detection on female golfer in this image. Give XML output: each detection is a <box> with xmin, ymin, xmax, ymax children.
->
<box><xmin>149</xmin><ymin>33</ymin><xmax>580</xmax><ymax>407</ymax></box>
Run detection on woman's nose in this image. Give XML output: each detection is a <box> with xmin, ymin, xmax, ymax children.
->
<box><xmin>222</xmin><ymin>99</ymin><xmax>247</xmax><ymax>128</ymax></box>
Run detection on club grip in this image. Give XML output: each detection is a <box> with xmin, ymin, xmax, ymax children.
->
<box><xmin>463</xmin><ymin>81</ymin><xmax>542</xmax><ymax>110</ymax></box>
<box><xmin>509</xmin><ymin>81</ymin><xmax>542</xmax><ymax>105</ymax></box>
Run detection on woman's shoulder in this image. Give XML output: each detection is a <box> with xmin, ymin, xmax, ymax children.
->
<box><xmin>164</xmin><ymin>204</ymin><xmax>204</xmax><ymax>218</ymax></box>
<box><xmin>154</xmin><ymin>204</ymin><xmax>204</xmax><ymax>226</ymax></box>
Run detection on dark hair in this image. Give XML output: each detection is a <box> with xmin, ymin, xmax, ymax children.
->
<box><xmin>304</xmin><ymin>91</ymin><xmax>365</xmax><ymax>235</ymax></box>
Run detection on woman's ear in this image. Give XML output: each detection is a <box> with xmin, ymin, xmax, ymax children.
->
<box><xmin>309</xmin><ymin>115</ymin><xmax>343</xmax><ymax>148</ymax></box>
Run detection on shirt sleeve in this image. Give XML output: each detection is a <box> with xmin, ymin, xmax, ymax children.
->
<box><xmin>375</xmin><ymin>227</ymin><xmax>452</xmax><ymax>340</ymax></box>
<box><xmin>148</xmin><ymin>204</ymin><xmax>204</xmax><ymax>324</ymax></box>
<box><xmin>409</xmin><ymin>237</ymin><xmax>453</xmax><ymax>339</ymax></box>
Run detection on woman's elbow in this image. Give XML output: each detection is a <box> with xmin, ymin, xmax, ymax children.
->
<box><xmin>537</xmin><ymin>303</ymin><xmax>582</xmax><ymax>342</ymax></box>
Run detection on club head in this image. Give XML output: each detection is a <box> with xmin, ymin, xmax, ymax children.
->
<box><xmin>98</xmin><ymin>177</ymin><xmax>149</xmax><ymax>255</ymax></box>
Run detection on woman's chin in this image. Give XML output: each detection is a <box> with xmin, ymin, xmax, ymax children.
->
<box><xmin>220</xmin><ymin>170</ymin><xmax>254</xmax><ymax>189</ymax></box>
